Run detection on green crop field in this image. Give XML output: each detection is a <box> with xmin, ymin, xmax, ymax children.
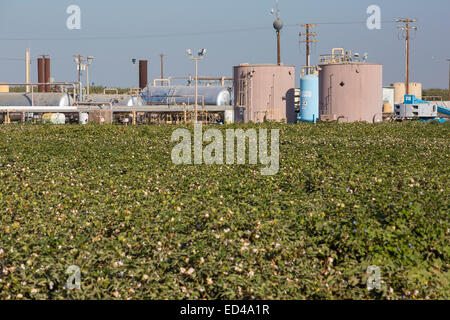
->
<box><xmin>0</xmin><ymin>122</ymin><xmax>448</xmax><ymax>300</ymax></box>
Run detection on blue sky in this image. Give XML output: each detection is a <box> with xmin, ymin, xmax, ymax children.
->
<box><xmin>0</xmin><ymin>0</ymin><xmax>449</xmax><ymax>89</ymax></box>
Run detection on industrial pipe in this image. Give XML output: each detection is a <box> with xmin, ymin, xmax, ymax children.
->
<box><xmin>0</xmin><ymin>106</ymin><xmax>79</xmax><ymax>113</ymax></box>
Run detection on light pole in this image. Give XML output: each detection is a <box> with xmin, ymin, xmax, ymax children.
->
<box><xmin>74</xmin><ymin>55</ymin><xmax>82</xmax><ymax>100</ymax></box>
<box><xmin>86</xmin><ymin>56</ymin><xmax>94</xmax><ymax>96</ymax></box>
<box><xmin>132</xmin><ymin>58</ymin><xmax>138</xmax><ymax>88</ymax></box>
<box><xmin>73</xmin><ymin>55</ymin><xmax>94</xmax><ymax>99</ymax></box>
<box><xmin>187</xmin><ymin>48</ymin><xmax>206</xmax><ymax>123</ymax></box>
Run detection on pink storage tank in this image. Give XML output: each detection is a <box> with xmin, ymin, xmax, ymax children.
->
<box><xmin>233</xmin><ymin>64</ymin><xmax>296</xmax><ymax>123</ymax></box>
<box><xmin>319</xmin><ymin>63</ymin><xmax>383</xmax><ymax>123</ymax></box>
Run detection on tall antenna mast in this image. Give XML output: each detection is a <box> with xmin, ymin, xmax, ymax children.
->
<box><xmin>271</xmin><ymin>0</ymin><xmax>283</xmax><ymax>65</ymax></box>
<box><xmin>397</xmin><ymin>18</ymin><xmax>417</xmax><ymax>96</ymax></box>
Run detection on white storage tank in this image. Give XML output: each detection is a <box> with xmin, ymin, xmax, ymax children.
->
<box><xmin>85</xmin><ymin>94</ymin><xmax>144</xmax><ymax>107</ymax></box>
<box><xmin>79</xmin><ymin>113</ymin><xmax>89</xmax><ymax>125</ymax></box>
<box><xmin>143</xmin><ymin>86</ymin><xmax>232</xmax><ymax>106</ymax></box>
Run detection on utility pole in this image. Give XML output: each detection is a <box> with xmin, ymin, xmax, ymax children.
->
<box><xmin>160</xmin><ymin>54</ymin><xmax>164</xmax><ymax>86</ymax></box>
<box><xmin>300</xmin><ymin>24</ymin><xmax>317</xmax><ymax>75</ymax></box>
<box><xmin>397</xmin><ymin>18</ymin><xmax>417</xmax><ymax>95</ymax></box>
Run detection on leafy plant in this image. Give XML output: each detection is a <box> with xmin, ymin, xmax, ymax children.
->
<box><xmin>0</xmin><ymin>122</ymin><xmax>448</xmax><ymax>300</ymax></box>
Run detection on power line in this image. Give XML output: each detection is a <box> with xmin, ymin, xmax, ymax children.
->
<box><xmin>0</xmin><ymin>20</ymin><xmax>399</xmax><ymax>41</ymax></box>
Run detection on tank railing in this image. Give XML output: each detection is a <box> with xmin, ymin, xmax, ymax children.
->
<box><xmin>128</xmin><ymin>88</ymin><xmax>140</xmax><ymax>95</ymax></box>
<box><xmin>422</xmin><ymin>96</ymin><xmax>443</xmax><ymax>102</ymax></box>
<box><xmin>320</xmin><ymin>49</ymin><xmax>353</xmax><ymax>64</ymax></box>
<box><xmin>320</xmin><ymin>54</ymin><xmax>347</xmax><ymax>64</ymax></box>
<box><xmin>301</xmin><ymin>66</ymin><xmax>320</xmax><ymax>76</ymax></box>
<box><xmin>166</xmin><ymin>76</ymin><xmax>233</xmax><ymax>86</ymax></box>
<box><xmin>153</xmin><ymin>79</ymin><xmax>171</xmax><ymax>86</ymax></box>
<box><xmin>0</xmin><ymin>82</ymin><xmax>79</xmax><ymax>106</ymax></box>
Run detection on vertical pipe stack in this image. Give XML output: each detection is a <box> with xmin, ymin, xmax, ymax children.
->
<box><xmin>44</xmin><ymin>57</ymin><xmax>51</xmax><ymax>92</ymax></box>
<box><xmin>37</xmin><ymin>57</ymin><xmax>51</xmax><ymax>93</ymax></box>
<box><xmin>25</xmin><ymin>49</ymin><xmax>31</xmax><ymax>92</ymax></box>
<box><xmin>139</xmin><ymin>60</ymin><xmax>148</xmax><ymax>90</ymax></box>
<box><xmin>160</xmin><ymin>54</ymin><xmax>164</xmax><ymax>86</ymax></box>
<box><xmin>37</xmin><ymin>58</ymin><xmax>45</xmax><ymax>93</ymax></box>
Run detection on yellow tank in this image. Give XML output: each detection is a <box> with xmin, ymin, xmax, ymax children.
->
<box><xmin>0</xmin><ymin>84</ymin><xmax>9</xmax><ymax>93</ymax></box>
<box><xmin>393</xmin><ymin>82</ymin><xmax>422</xmax><ymax>104</ymax></box>
<box><xmin>42</xmin><ymin>113</ymin><xmax>66</xmax><ymax>124</ymax></box>
<box><xmin>383</xmin><ymin>102</ymin><xmax>393</xmax><ymax>113</ymax></box>
<box><xmin>409</xmin><ymin>83</ymin><xmax>422</xmax><ymax>100</ymax></box>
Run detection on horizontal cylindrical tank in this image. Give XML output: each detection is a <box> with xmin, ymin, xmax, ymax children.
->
<box><xmin>0</xmin><ymin>93</ymin><xmax>72</xmax><ymax>106</ymax></box>
<box><xmin>233</xmin><ymin>64</ymin><xmax>296</xmax><ymax>123</ymax></box>
<box><xmin>393</xmin><ymin>82</ymin><xmax>422</xmax><ymax>104</ymax></box>
<box><xmin>299</xmin><ymin>74</ymin><xmax>319</xmax><ymax>123</ymax></box>
<box><xmin>319</xmin><ymin>63</ymin><xmax>383</xmax><ymax>123</ymax></box>
<box><xmin>85</xmin><ymin>94</ymin><xmax>144</xmax><ymax>107</ymax></box>
<box><xmin>42</xmin><ymin>113</ymin><xmax>66</xmax><ymax>124</ymax></box>
<box><xmin>142</xmin><ymin>86</ymin><xmax>232</xmax><ymax>106</ymax></box>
